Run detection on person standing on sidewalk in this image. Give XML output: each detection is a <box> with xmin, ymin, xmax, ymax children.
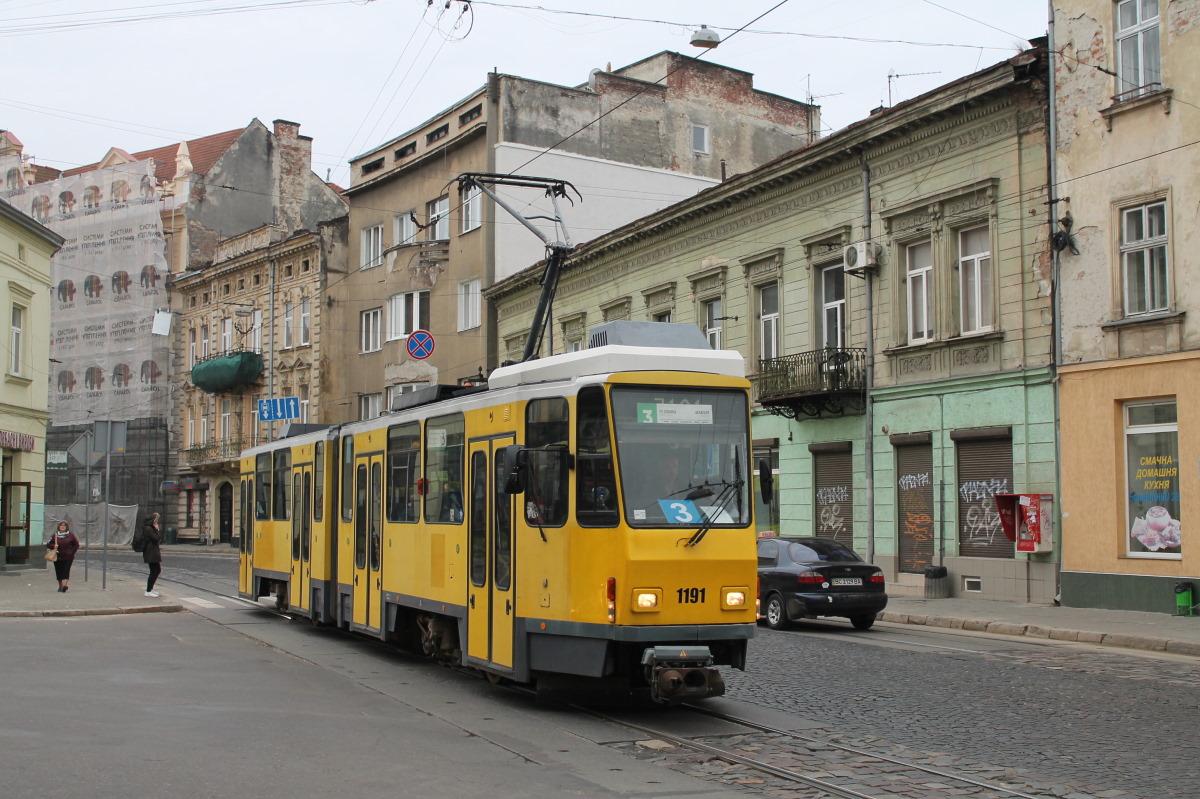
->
<box><xmin>46</xmin><ymin>521</ymin><xmax>80</xmax><ymax>593</ymax></box>
<box><xmin>142</xmin><ymin>512</ymin><xmax>163</xmax><ymax>597</ymax></box>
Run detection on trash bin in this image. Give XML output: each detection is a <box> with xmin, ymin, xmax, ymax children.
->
<box><xmin>164</xmin><ymin>526</ymin><xmax>178</xmax><ymax>545</ymax></box>
<box><xmin>1175</xmin><ymin>580</ymin><xmax>1194</xmax><ymax>616</ymax></box>
<box><xmin>924</xmin><ymin>565</ymin><xmax>949</xmax><ymax>599</ymax></box>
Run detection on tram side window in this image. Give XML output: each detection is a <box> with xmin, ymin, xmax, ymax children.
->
<box><xmin>425</xmin><ymin>414</ymin><xmax>465</xmax><ymax>524</ymax></box>
<box><xmin>340</xmin><ymin>436</ymin><xmax>354</xmax><ymax>522</ymax></box>
<box><xmin>387</xmin><ymin>423</ymin><xmax>421</xmax><ymax>523</ymax></box>
<box><xmin>273</xmin><ymin>449</ymin><xmax>291</xmax><ymax>520</ymax></box>
<box><xmin>576</xmin><ymin>386</ymin><xmax>617</xmax><ymax>527</ymax></box>
<box><xmin>313</xmin><ymin>442</ymin><xmax>324</xmax><ymax>522</ymax></box>
<box><xmin>255</xmin><ymin>454</ymin><xmax>271</xmax><ymax>520</ymax></box>
<box><xmin>524</xmin><ymin>398</ymin><xmax>569</xmax><ymax>526</ymax></box>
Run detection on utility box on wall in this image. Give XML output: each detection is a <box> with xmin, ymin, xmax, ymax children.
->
<box><xmin>995</xmin><ymin>493</ymin><xmax>1054</xmax><ymax>554</ymax></box>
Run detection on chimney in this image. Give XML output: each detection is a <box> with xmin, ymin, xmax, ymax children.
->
<box><xmin>273</xmin><ymin>119</ymin><xmax>312</xmax><ymax>233</ymax></box>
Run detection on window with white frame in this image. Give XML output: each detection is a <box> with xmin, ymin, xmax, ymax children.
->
<box><xmin>460</xmin><ymin>185</ymin><xmax>482</xmax><ymax>233</ymax></box>
<box><xmin>906</xmin><ymin>241</ymin><xmax>934</xmax><ymax>343</ymax></box>
<box><xmin>199</xmin><ymin>404</ymin><xmax>209</xmax><ymax>444</ymax></box>
<box><xmin>654</xmin><ymin>311</ymin><xmax>672</xmax><ymax>323</ymax></box>
<box><xmin>959</xmin><ymin>225</ymin><xmax>994</xmax><ymax>334</ymax></box>
<box><xmin>1125</xmin><ymin>400</ymin><xmax>1180</xmax><ymax>557</ymax></box>
<box><xmin>251</xmin><ymin>310</ymin><xmax>263</xmax><ymax>352</ymax></box>
<box><xmin>200</xmin><ymin>324</ymin><xmax>210</xmax><ymax>359</ymax></box>
<box><xmin>187</xmin><ymin>408</ymin><xmax>195</xmax><ymax>447</ymax></box>
<box><xmin>189</xmin><ymin>328</ymin><xmax>197</xmax><ymax>367</ymax></box>
<box><xmin>704</xmin><ymin>298</ymin><xmax>723</xmax><ymax>349</ymax></box>
<box><xmin>387</xmin><ymin>291</ymin><xmax>429</xmax><ymax>340</ymax></box>
<box><xmin>427</xmin><ymin>197</ymin><xmax>449</xmax><ymax>240</ymax></box>
<box><xmin>220</xmin><ymin>317</ymin><xmax>232</xmax><ymax>352</ymax></box>
<box><xmin>361</xmin><ymin>224</ymin><xmax>384</xmax><ymax>269</ymax></box>
<box><xmin>821</xmin><ymin>265</ymin><xmax>846</xmax><ymax>349</ymax></box>
<box><xmin>458</xmin><ymin>279</ymin><xmax>481</xmax><ymax>331</ymax></box>
<box><xmin>220</xmin><ymin>398</ymin><xmax>232</xmax><ymax>440</ymax></box>
<box><xmin>359</xmin><ymin>393</ymin><xmax>382</xmax><ymax>420</ymax></box>
<box><xmin>9</xmin><ymin>304</ymin><xmax>23</xmax><ymax>376</ymax></box>
<box><xmin>283</xmin><ymin>301</ymin><xmax>294</xmax><ymax>349</ymax></box>
<box><xmin>692</xmin><ymin>123</ymin><xmax>710</xmax><ymax>154</ymax></box>
<box><xmin>300</xmin><ymin>385</ymin><xmax>309</xmax><ymax>423</ymax></box>
<box><xmin>300</xmin><ymin>298</ymin><xmax>311</xmax><ymax>345</ymax></box>
<box><xmin>1116</xmin><ymin>0</ymin><xmax>1161</xmax><ymax>99</ymax></box>
<box><xmin>758</xmin><ymin>284</ymin><xmax>779</xmax><ymax>362</ymax></box>
<box><xmin>361</xmin><ymin>308</ymin><xmax>382</xmax><ymax>353</ymax></box>
<box><xmin>394</xmin><ymin>211</ymin><xmax>417</xmax><ymax>246</ymax></box>
<box><xmin>1121</xmin><ymin>200</ymin><xmax>1168</xmax><ymax>316</ymax></box>
<box><xmin>387</xmin><ymin>382</ymin><xmax>429</xmax><ymax>411</ymax></box>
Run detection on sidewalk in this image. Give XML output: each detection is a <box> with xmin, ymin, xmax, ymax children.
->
<box><xmin>0</xmin><ymin>541</ymin><xmax>239</xmax><ymax>617</ymax></box>
<box><xmin>5</xmin><ymin>555</ymin><xmax>1200</xmax><ymax>658</ymax></box>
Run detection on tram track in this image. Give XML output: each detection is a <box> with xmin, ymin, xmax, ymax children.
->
<box><xmin>574</xmin><ymin>701</ymin><xmax>1059</xmax><ymax>799</ymax></box>
<box><xmin>130</xmin><ymin>570</ymin><xmax>1066</xmax><ymax>798</ymax></box>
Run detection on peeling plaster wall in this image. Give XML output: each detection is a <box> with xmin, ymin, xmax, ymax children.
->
<box><xmin>1054</xmin><ymin>0</ymin><xmax>1200</xmax><ymax>363</ymax></box>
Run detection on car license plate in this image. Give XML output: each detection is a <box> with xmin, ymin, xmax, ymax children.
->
<box><xmin>831</xmin><ymin>577</ymin><xmax>862</xmax><ymax>586</ymax></box>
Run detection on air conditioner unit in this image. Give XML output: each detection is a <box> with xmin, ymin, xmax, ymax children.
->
<box><xmin>843</xmin><ymin>241</ymin><xmax>880</xmax><ymax>272</ymax></box>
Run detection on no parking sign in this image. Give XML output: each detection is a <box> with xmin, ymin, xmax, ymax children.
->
<box><xmin>407</xmin><ymin>329</ymin><xmax>435</xmax><ymax>360</ymax></box>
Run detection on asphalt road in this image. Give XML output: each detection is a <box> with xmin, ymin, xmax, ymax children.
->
<box><xmin>14</xmin><ymin>555</ymin><xmax>1197</xmax><ymax>798</ymax></box>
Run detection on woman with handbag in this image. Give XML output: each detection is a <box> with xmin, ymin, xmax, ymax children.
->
<box><xmin>46</xmin><ymin>521</ymin><xmax>80</xmax><ymax>593</ymax></box>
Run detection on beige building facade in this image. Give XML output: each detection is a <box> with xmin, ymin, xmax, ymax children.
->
<box><xmin>1055</xmin><ymin>0</ymin><xmax>1200</xmax><ymax>611</ymax></box>
<box><xmin>327</xmin><ymin>53</ymin><xmax>820</xmax><ymax>423</ymax></box>
<box><xmin>173</xmin><ymin>219</ymin><xmax>346</xmax><ymax>544</ymax></box>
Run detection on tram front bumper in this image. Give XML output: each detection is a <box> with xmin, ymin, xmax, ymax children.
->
<box><xmin>641</xmin><ymin>645</ymin><xmax>726</xmax><ymax>704</ymax></box>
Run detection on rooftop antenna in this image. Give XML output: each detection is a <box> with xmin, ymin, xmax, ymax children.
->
<box><xmin>887</xmin><ymin>69</ymin><xmax>940</xmax><ymax>107</ymax></box>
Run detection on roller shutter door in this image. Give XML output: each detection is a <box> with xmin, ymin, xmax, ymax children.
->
<box><xmin>895</xmin><ymin>443</ymin><xmax>934</xmax><ymax>574</ymax></box>
<box><xmin>813</xmin><ymin>450</ymin><xmax>853</xmax><ymax>545</ymax></box>
<box><xmin>956</xmin><ymin>436</ymin><xmax>1014</xmax><ymax>559</ymax></box>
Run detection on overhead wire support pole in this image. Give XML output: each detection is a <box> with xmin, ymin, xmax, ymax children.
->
<box><xmin>454</xmin><ymin>172</ymin><xmax>581</xmax><ymax>363</ymax></box>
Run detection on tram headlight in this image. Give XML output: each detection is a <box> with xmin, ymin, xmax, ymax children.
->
<box><xmin>722</xmin><ymin>588</ymin><xmax>748</xmax><ymax>609</ymax></box>
<box><xmin>631</xmin><ymin>588</ymin><xmax>661</xmax><ymax>612</ymax></box>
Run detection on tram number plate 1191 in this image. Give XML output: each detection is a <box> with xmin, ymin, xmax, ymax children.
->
<box><xmin>676</xmin><ymin>587</ymin><xmax>707</xmax><ymax>603</ymax></box>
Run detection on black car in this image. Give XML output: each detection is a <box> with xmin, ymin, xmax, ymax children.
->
<box><xmin>756</xmin><ymin>536</ymin><xmax>888</xmax><ymax>630</ymax></box>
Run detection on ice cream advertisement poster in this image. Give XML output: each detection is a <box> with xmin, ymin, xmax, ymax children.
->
<box><xmin>1127</xmin><ymin>451</ymin><xmax>1182</xmax><ymax>555</ymax></box>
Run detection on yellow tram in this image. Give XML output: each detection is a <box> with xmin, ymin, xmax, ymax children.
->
<box><xmin>238</xmin><ymin>324</ymin><xmax>764</xmax><ymax>703</ymax></box>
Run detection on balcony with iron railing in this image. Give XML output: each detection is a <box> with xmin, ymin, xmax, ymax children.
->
<box><xmin>182</xmin><ymin>437</ymin><xmax>252</xmax><ymax>468</ymax></box>
<box><xmin>753</xmin><ymin>347</ymin><xmax>867</xmax><ymax>418</ymax></box>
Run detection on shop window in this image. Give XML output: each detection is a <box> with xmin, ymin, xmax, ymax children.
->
<box><xmin>1125</xmin><ymin>400</ymin><xmax>1180</xmax><ymax>557</ymax></box>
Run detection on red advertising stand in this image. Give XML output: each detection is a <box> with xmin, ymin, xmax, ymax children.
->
<box><xmin>995</xmin><ymin>494</ymin><xmax>1054</xmax><ymax>553</ymax></box>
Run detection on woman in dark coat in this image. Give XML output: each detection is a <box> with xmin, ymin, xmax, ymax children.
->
<box><xmin>143</xmin><ymin>512</ymin><xmax>163</xmax><ymax>597</ymax></box>
<box><xmin>47</xmin><ymin>521</ymin><xmax>80</xmax><ymax>593</ymax></box>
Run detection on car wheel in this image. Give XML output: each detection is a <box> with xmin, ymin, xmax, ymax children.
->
<box><xmin>765</xmin><ymin>595</ymin><xmax>790</xmax><ymax>630</ymax></box>
<box><xmin>850</xmin><ymin>614</ymin><xmax>876</xmax><ymax>631</ymax></box>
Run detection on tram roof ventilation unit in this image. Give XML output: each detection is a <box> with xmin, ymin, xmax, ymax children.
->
<box><xmin>389</xmin><ymin>383</ymin><xmax>486</xmax><ymax>414</ymax></box>
<box><xmin>489</xmin><ymin>343</ymin><xmax>744</xmax><ymax>393</ymax></box>
<box><xmin>588</xmin><ymin>321</ymin><xmax>711</xmax><ymax>350</ymax></box>
<box><xmin>277</xmin><ymin>422</ymin><xmax>332</xmax><ymax>439</ymax></box>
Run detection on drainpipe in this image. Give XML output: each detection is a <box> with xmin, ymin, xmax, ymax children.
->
<box><xmin>1046</xmin><ymin>2</ymin><xmax>1064</xmax><ymax>602</ymax></box>
<box><xmin>862</xmin><ymin>158</ymin><xmax>876</xmax><ymax>566</ymax></box>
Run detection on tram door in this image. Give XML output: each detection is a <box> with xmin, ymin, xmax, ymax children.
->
<box><xmin>466</xmin><ymin>436</ymin><xmax>515</xmax><ymax>672</ymax></box>
<box><xmin>289</xmin><ymin>465</ymin><xmax>313</xmax><ymax>612</ymax></box>
<box><xmin>350</xmin><ymin>453</ymin><xmax>384</xmax><ymax>633</ymax></box>
<box><xmin>238</xmin><ymin>475</ymin><xmax>253</xmax><ymax>595</ymax></box>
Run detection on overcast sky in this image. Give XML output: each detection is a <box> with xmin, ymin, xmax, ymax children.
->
<box><xmin>2</xmin><ymin>0</ymin><xmax>1048</xmax><ymax>187</ymax></box>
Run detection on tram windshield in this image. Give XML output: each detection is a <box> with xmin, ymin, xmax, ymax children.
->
<box><xmin>610</xmin><ymin>386</ymin><xmax>750</xmax><ymax>528</ymax></box>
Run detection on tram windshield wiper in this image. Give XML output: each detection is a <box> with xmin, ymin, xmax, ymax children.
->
<box><xmin>685</xmin><ymin>451</ymin><xmax>743</xmax><ymax>547</ymax></box>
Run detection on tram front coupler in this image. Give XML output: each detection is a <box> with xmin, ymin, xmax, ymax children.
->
<box><xmin>641</xmin><ymin>646</ymin><xmax>726</xmax><ymax>704</ymax></box>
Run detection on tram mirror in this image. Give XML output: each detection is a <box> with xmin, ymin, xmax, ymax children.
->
<box><xmin>503</xmin><ymin>447</ymin><xmax>528</xmax><ymax>494</ymax></box>
<box><xmin>758</xmin><ymin>459</ymin><xmax>774</xmax><ymax>504</ymax></box>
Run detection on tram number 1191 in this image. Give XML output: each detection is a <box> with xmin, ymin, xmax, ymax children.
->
<box><xmin>676</xmin><ymin>587</ymin><xmax>706</xmax><ymax>604</ymax></box>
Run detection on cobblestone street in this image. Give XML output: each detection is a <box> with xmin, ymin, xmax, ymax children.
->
<box><xmin>613</xmin><ymin>626</ymin><xmax>1199</xmax><ymax>799</ymax></box>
